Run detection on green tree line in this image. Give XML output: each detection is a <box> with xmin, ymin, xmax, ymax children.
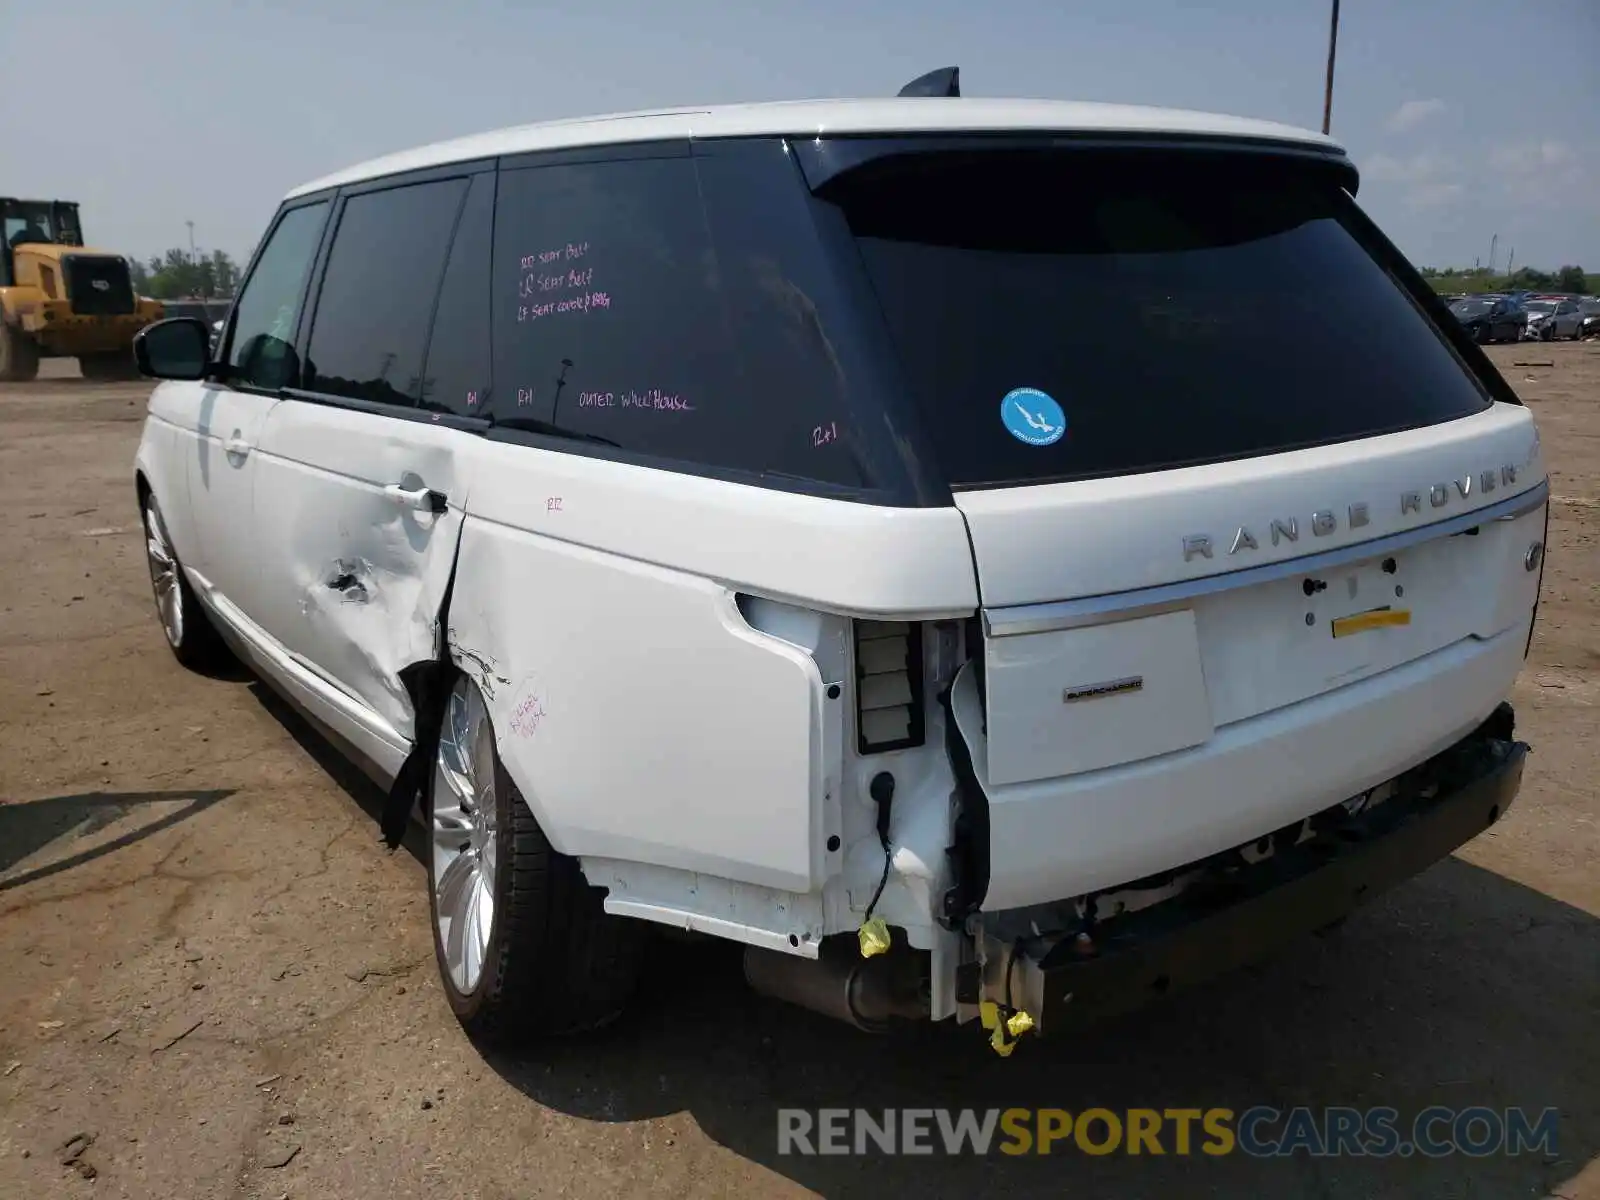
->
<box><xmin>129</xmin><ymin>248</ymin><xmax>241</xmax><ymax>300</ymax></box>
<box><xmin>1420</xmin><ymin>264</ymin><xmax>1593</xmax><ymax>296</ymax></box>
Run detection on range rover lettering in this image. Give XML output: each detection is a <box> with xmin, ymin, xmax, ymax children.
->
<box><xmin>131</xmin><ymin>72</ymin><xmax>1547</xmax><ymax>1053</ymax></box>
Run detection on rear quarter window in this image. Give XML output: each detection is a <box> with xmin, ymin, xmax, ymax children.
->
<box><xmin>490</xmin><ymin>150</ymin><xmax>870</xmax><ymax>491</ymax></box>
<box><xmin>824</xmin><ymin>148</ymin><xmax>1494</xmax><ymax>488</ymax></box>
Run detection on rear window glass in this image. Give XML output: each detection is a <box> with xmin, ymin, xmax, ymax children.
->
<box><xmin>827</xmin><ymin>150</ymin><xmax>1492</xmax><ymax>487</ymax></box>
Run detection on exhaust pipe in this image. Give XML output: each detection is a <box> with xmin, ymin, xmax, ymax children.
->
<box><xmin>744</xmin><ymin>939</ymin><xmax>931</xmax><ymax>1030</ymax></box>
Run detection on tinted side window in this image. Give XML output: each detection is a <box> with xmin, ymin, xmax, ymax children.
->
<box><xmin>420</xmin><ymin>173</ymin><xmax>493</xmax><ymax>416</ymax></box>
<box><xmin>492</xmin><ymin>153</ymin><xmax>865</xmax><ymax>488</ymax></box>
<box><xmin>305</xmin><ymin>178</ymin><xmax>467</xmax><ymax>407</ymax></box>
<box><xmin>227</xmin><ymin>202</ymin><xmax>328</xmax><ymax>390</ymax></box>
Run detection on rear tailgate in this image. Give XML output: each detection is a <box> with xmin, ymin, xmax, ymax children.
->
<box><xmin>962</xmin><ymin>405</ymin><xmax>1544</xmax><ymax>786</ymax></box>
<box><xmin>821</xmin><ymin>138</ymin><xmax>1549</xmax><ymax>906</ymax></box>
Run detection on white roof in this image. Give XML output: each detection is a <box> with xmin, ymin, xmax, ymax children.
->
<box><xmin>286</xmin><ymin>97</ymin><xmax>1345</xmax><ymax>199</ymax></box>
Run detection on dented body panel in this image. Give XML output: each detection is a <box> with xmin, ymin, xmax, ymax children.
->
<box><xmin>247</xmin><ymin>400</ymin><xmax>470</xmax><ymax>740</ymax></box>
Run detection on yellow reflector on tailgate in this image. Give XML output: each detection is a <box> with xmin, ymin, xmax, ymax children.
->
<box><xmin>1331</xmin><ymin>607</ymin><xmax>1412</xmax><ymax>638</ymax></box>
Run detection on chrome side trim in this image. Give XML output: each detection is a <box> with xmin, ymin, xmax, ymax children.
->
<box><xmin>984</xmin><ymin>479</ymin><xmax>1550</xmax><ymax>638</ymax></box>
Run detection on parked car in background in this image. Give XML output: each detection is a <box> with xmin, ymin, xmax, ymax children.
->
<box><xmin>1449</xmin><ymin>295</ymin><xmax>1526</xmax><ymax>343</ymax></box>
<box><xmin>1521</xmin><ymin>298</ymin><xmax>1585</xmax><ymax>341</ymax></box>
<box><xmin>1580</xmin><ymin>298</ymin><xmax>1600</xmax><ymax>339</ymax></box>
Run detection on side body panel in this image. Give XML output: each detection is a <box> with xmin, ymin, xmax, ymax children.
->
<box><xmin>446</xmin><ymin>437</ymin><xmax>977</xmax><ymax>899</ymax></box>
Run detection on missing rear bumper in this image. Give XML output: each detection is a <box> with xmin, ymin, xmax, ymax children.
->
<box><xmin>974</xmin><ymin>713</ymin><xmax>1527</xmax><ymax>1034</ymax></box>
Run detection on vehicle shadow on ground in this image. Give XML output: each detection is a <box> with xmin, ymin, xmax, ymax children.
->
<box><xmin>483</xmin><ymin>859</ymin><xmax>1596</xmax><ymax>1199</ymax></box>
<box><xmin>244</xmin><ymin>681</ymin><xmax>428</xmax><ymax>861</ymax></box>
<box><xmin>0</xmin><ymin>789</ymin><xmax>235</xmax><ymax>892</ymax></box>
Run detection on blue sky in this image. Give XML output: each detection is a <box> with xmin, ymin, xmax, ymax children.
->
<box><xmin>7</xmin><ymin>0</ymin><xmax>1596</xmax><ymax>272</ymax></box>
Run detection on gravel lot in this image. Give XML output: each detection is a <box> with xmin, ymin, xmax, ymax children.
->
<box><xmin>2</xmin><ymin>345</ymin><xmax>1596</xmax><ymax>1199</ymax></box>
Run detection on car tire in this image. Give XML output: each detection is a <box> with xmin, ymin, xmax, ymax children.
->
<box><xmin>428</xmin><ymin>673</ymin><xmax>647</xmax><ymax>1046</ymax></box>
<box><xmin>0</xmin><ymin>323</ymin><xmax>41</xmax><ymax>382</ymax></box>
<box><xmin>140</xmin><ymin>490</ymin><xmax>232</xmax><ymax>671</ymax></box>
<box><xmin>79</xmin><ymin>350</ymin><xmax>141</xmax><ymax>381</ymax></box>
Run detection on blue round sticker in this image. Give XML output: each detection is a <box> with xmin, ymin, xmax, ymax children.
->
<box><xmin>1000</xmin><ymin>388</ymin><xmax>1066</xmax><ymax>447</ymax></box>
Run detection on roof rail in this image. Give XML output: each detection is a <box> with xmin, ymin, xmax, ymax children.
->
<box><xmin>898</xmin><ymin>67</ymin><xmax>960</xmax><ymax>98</ymax></box>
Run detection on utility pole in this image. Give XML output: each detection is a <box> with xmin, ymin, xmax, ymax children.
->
<box><xmin>1321</xmin><ymin>0</ymin><xmax>1341</xmax><ymax>134</ymax></box>
<box><xmin>186</xmin><ymin>221</ymin><xmax>196</xmax><ymax>264</ymax></box>
<box><xmin>1489</xmin><ymin>234</ymin><xmax>1498</xmax><ymax>275</ymax></box>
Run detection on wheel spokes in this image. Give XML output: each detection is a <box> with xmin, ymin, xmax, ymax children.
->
<box><xmin>431</xmin><ymin>807</ymin><xmax>472</xmax><ymax>855</ymax></box>
<box><xmin>430</xmin><ymin>674</ymin><xmax>501</xmax><ymax>995</ymax></box>
<box><xmin>436</xmin><ymin>693</ymin><xmax>475</xmax><ymax>807</ymax></box>
<box><xmin>144</xmin><ymin>506</ymin><xmax>183</xmax><ymax>644</ymax></box>
<box><xmin>461</xmin><ymin>875</ymin><xmax>487</xmax><ymax>986</ymax></box>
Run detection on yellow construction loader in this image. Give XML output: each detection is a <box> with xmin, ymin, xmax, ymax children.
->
<box><xmin>0</xmin><ymin>197</ymin><xmax>164</xmax><ymax>381</ymax></box>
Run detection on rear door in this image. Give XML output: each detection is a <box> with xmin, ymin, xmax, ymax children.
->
<box><xmin>246</xmin><ymin>168</ymin><xmax>493</xmax><ymax>738</ymax></box>
<box><xmin>823</xmin><ymin>145</ymin><xmax>1546</xmax><ymax>786</ymax></box>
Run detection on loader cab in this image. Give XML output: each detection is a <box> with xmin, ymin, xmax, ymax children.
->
<box><xmin>0</xmin><ymin>198</ymin><xmax>84</xmax><ymax>285</ymax></box>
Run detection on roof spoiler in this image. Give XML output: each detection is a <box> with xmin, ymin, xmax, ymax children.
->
<box><xmin>898</xmin><ymin>67</ymin><xmax>960</xmax><ymax>98</ymax></box>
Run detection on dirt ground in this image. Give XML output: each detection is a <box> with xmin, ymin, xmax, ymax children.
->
<box><xmin>1</xmin><ymin>346</ymin><xmax>1596</xmax><ymax>1199</ymax></box>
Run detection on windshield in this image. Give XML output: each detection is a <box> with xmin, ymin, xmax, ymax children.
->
<box><xmin>3</xmin><ymin>201</ymin><xmax>58</xmax><ymax>249</ymax></box>
<box><xmin>827</xmin><ymin>148</ymin><xmax>1492</xmax><ymax>486</ymax></box>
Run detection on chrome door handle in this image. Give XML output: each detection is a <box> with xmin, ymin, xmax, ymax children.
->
<box><xmin>383</xmin><ymin>483</ymin><xmax>448</xmax><ymax>514</ymax></box>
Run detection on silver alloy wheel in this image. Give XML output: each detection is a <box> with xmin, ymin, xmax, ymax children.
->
<box><xmin>432</xmin><ymin>676</ymin><xmax>499</xmax><ymax>995</ymax></box>
<box><xmin>144</xmin><ymin>503</ymin><xmax>184</xmax><ymax>648</ymax></box>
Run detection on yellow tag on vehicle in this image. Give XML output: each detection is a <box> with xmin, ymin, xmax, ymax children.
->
<box><xmin>1331</xmin><ymin>607</ymin><xmax>1412</xmax><ymax>638</ymax></box>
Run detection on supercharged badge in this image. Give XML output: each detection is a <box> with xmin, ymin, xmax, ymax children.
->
<box><xmin>1063</xmin><ymin>675</ymin><xmax>1144</xmax><ymax>703</ymax></box>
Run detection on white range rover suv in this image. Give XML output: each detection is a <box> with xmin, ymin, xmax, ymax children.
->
<box><xmin>131</xmin><ymin>79</ymin><xmax>1547</xmax><ymax>1054</ymax></box>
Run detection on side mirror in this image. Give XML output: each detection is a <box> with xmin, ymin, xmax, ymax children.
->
<box><xmin>133</xmin><ymin>317</ymin><xmax>211</xmax><ymax>381</ymax></box>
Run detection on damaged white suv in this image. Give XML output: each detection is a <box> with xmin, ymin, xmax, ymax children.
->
<box><xmin>132</xmin><ymin>77</ymin><xmax>1547</xmax><ymax>1053</ymax></box>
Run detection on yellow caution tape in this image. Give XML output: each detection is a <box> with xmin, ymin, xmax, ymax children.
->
<box><xmin>858</xmin><ymin>916</ymin><xmax>891</xmax><ymax>958</ymax></box>
<box><xmin>979</xmin><ymin>1001</ymin><xmax>1035</xmax><ymax>1057</ymax></box>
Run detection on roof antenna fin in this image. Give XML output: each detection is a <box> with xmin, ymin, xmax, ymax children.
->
<box><xmin>897</xmin><ymin>66</ymin><xmax>960</xmax><ymax>98</ymax></box>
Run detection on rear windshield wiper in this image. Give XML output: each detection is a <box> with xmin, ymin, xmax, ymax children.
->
<box><xmin>486</xmin><ymin>414</ymin><xmax>622</xmax><ymax>449</ymax></box>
